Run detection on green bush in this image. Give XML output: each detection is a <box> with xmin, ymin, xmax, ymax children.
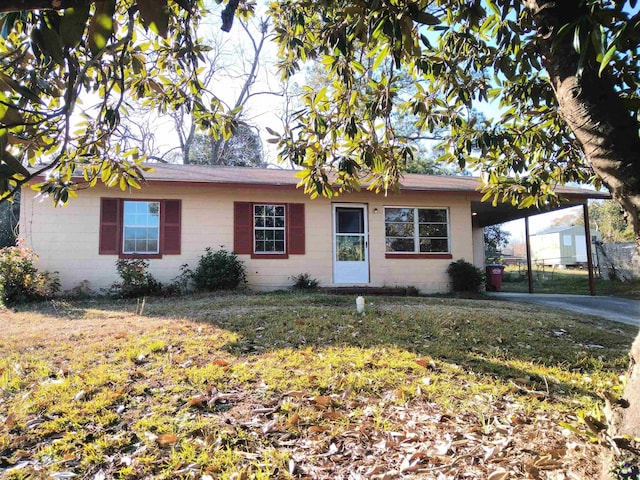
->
<box><xmin>111</xmin><ymin>258</ymin><xmax>162</xmax><ymax>298</ymax></box>
<box><xmin>191</xmin><ymin>247</ymin><xmax>246</xmax><ymax>291</ymax></box>
<box><xmin>0</xmin><ymin>240</ymin><xmax>60</xmax><ymax>306</ymax></box>
<box><xmin>164</xmin><ymin>264</ymin><xmax>193</xmax><ymax>296</ymax></box>
<box><xmin>290</xmin><ymin>273</ymin><xmax>319</xmax><ymax>291</ymax></box>
<box><xmin>446</xmin><ymin>259</ymin><xmax>485</xmax><ymax>293</ymax></box>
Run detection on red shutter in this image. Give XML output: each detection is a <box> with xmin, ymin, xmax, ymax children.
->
<box><xmin>234</xmin><ymin>202</ymin><xmax>253</xmax><ymax>254</ymax></box>
<box><xmin>288</xmin><ymin>203</ymin><xmax>305</xmax><ymax>254</ymax></box>
<box><xmin>99</xmin><ymin>198</ymin><xmax>121</xmax><ymax>255</ymax></box>
<box><xmin>162</xmin><ymin>200</ymin><xmax>181</xmax><ymax>255</ymax></box>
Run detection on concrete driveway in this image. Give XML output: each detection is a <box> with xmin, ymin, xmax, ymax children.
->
<box><xmin>488</xmin><ymin>292</ymin><xmax>640</xmax><ymax>327</ymax></box>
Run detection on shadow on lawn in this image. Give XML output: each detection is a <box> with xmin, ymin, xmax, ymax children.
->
<box><xmin>14</xmin><ymin>291</ymin><xmax>635</xmax><ymax>403</ymax></box>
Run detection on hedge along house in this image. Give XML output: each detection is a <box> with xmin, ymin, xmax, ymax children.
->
<box><xmin>20</xmin><ymin>164</ymin><xmax>607</xmax><ymax>294</ymax></box>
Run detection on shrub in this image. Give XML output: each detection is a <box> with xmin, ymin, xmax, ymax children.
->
<box><xmin>446</xmin><ymin>259</ymin><xmax>485</xmax><ymax>293</ymax></box>
<box><xmin>290</xmin><ymin>273</ymin><xmax>319</xmax><ymax>291</ymax></box>
<box><xmin>191</xmin><ymin>247</ymin><xmax>246</xmax><ymax>291</ymax></box>
<box><xmin>111</xmin><ymin>258</ymin><xmax>162</xmax><ymax>298</ymax></box>
<box><xmin>164</xmin><ymin>264</ymin><xmax>193</xmax><ymax>296</ymax></box>
<box><xmin>0</xmin><ymin>240</ymin><xmax>60</xmax><ymax>306</ymax></box>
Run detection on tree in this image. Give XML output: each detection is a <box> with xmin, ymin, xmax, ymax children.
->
<box><xmin>484</xmin><ymin>224</ymin><xmax>511</xmax><ymax>263</ymax></box>
<box><xmin>267</xmin><ymin>1</ymin><xmax>639</xmax><ymax>249</ymax></box>
<box><xmin>0</xmin><ymin>0</ymin><xmax>248</xmax><ymax>203</ymax></box>
<box><xmin>590</xmin><ymin>200</ymin><xmax>636</xmax><ymax>243</ymax></box>
<box><xmin>543</xmin><ymin>202</ymin><xmax>635</xmax><ymax>242</ymax></box>
<box><xmin>161</xmin><ymin>16</ymin><xmax>275</xmax><ymax>166</ymax></box>
<box><xmin>167</xmin><ymin>124</ymin><xmax>265</xmax><ymax>166</ymax></box>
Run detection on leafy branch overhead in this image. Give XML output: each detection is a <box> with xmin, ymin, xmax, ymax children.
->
<box><xmin>0</xmin><ymin>0</ymin><xmax>243</xmax><ymax>203</ymax></box>
<box><xmin>267</xmin><ymin>1</ymin><xmax>640</xmax><ymax>240</ymax></box>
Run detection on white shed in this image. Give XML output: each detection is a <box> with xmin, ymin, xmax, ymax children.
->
<box><xmin>530</xmin><ymin>225</ymin><xmax>601</xmax><ymax>267</ymax></box>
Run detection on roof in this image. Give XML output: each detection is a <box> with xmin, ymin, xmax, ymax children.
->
<box><xmin>532</xmin><ymin>225</ymin><xmax>586</xmax><ymax>236</ymax></box>
<box><xmin>139</xmin><ymin>164</ymin><xmax>609</xmax><ymax>227</ymax></box>
<box><xmin>140</xmin><ymin>163</ymin><xmax>606</xmax><ymax>198</ymax></box>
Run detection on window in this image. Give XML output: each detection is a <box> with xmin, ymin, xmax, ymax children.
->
<box><xmin>123</xmin><ymin>201</ymin><xmax>160</xmax><ymax>254</ymax></box>
<box><xmin>234</xmin><ymin>202</ymin><xmax>305</xmax><ymax>258</ymax></box>
<box><xmin>99</xmin><ymin>198</ymin><xmax>181</xmax><ymax>257</ymax></box>
<box><xmin>385</xmin><ymin>207</ymin><xmax>450</xmax><ymax>255</ymax></box>
<box><xmin>254</xmin><ymin>204</ymin><xmax>286</xmax><ymax>253</ymax></box>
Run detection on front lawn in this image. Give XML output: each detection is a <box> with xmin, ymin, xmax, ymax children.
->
<box><xmin>0</xmin><ymin>293</ymin><xmax>636</xmax><ymax>479</ymax></box>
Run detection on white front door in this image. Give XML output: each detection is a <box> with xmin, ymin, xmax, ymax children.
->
<box><xmin>333</xmin><ymin>204</ymin><xmax>369</xmax><ymax>284</ymax></box>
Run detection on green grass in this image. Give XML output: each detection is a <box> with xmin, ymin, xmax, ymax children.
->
<box><xmin>501</xmin><ymin>265</ymin><xmax>640</xmax><ymax>297</ymax></box>
<box><xmin>0</xmin><ymin>292</ymin><xmax>636</xmax><ymax>479</ymax></box>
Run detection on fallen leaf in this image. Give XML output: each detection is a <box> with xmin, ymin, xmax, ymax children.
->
<box><xmin>188</xmin><ymin>395</ymin><xmax>207</xmax><ymax>407</ymax></box>
<box><xmin>313</xmin><ymin>396</ymin><xmax>332</xmax><ymax>407</ymax></box>
<box><xmin>50</xmin><ymin>473</ymin><xmax>77</xmax><ymax>479</ymax></box>
<box><xmin>487</xmin><ymin>469</ymin><xmax>509</xmax><ymax>480</ymax></box>
<box><xmin>262</xmin><ymin>419</ymin><xmax>278</xmax><ymax>434</ymax></box>
<box><xmin>4</xmin><ymin>413</ymin><xmax>16</xmax><ymax>428</ymax></box>
<box><xmin>157</xmin><ymin>433</ymin><xmax>178</xmax><ymax>445</ymax></box>
<box><xmin>416</xmin><ymin>358</ymin><xmax>429</xmax><ymax>367</ymax></box>
<box><xmin>91</xmin><ymin>470</ymin><xmax>107</xmax><ymax>480</ymax></box>
<box><xmin>323</xmin><ymin>411</ymin><xmax>342</xmax><ymax>420</ymax></box>
<box><xmin>309</xmin><ymin>425</ymin><xmax>330</xmax><ymax>434</ymax></box>
<box><xmin>213</xmin><ymin>359</ymin><xmax>230</xmax><ymax>367</ymax></box>
<box><xmin>286</xmin><ymin>413</ymin><xmax>300</xmax><ymax>427</ymax></box>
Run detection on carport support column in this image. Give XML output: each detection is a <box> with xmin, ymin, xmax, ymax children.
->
<box><xmin>583</xmin><ymin>203</ymin><xmax>596</xmax><ymax>296</ymax></box>
<box><xmin>525</xmin><ymin>216</ymin><xmax>534</xmax><ymax>293</ymax></box>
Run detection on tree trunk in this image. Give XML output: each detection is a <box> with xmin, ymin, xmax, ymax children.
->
<box><xmin>524</xmin><ymin>0</ymin><xmax>640</xmax><ymax>468</ymax></box>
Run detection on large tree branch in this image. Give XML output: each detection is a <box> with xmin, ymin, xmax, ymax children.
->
<box><xmin>0</xmin><ymin>0</ymin><xmax>195</xmax><ymax>14</ymax></box>
<box><xmin>0</xmin><ymin>0</ymin><xmax>91</xmax><ymax>13</ymax></box>
<box><xmin>525</xmin><ymin>0</ymin><xmax>640</xmax><ymax>247</ymax></box>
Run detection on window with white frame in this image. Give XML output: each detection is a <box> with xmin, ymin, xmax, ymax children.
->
<box><xmin>254</xmin><ymin>204</ymin><xmax>286</xmax><ymax>253</ymax></box>
<box><xmin>123</xmin><ymin>201</ymin><xmax>160</xmax><ymax>254</ymax></box>
<box><xmin>384</xmin><ymin>207</ymin><xmax>449</xmax><ymax>253</ymax></box>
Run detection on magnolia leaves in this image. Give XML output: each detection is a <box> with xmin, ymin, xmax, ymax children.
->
<box><xmin>33</xmin><ymin>0</ymin><xmax>172</xmax><ymax>59</ymax></box>
<box><xmin>0</xmin><ymin>129</ymin><xmax>29</xmax><ymax>195</ymax></box>
<box><xmin>136</xmin><ymin>0</ymin><xmax>170</xmax><ymax>38</ymax></box>
<box><xmin>87</xmin><ymin>0</ymin><xmax>115</xmax><ymax>54</ymax></box>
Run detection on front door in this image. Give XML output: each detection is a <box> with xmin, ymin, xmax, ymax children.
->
<box><xmin>333</xmin><ymin>204</ymin><xmax>369</xmax><ymax>284</ymax></box>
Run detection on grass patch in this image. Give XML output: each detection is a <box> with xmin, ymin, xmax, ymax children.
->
<box><xmin>501</xmin><ymin>265</ymin><xmax>640</xmax><ymax>297</ymax></box>
<box><xmin>0</xmin><ymin>292</ymin><xmax>636</xmax><ymax>479</ymax></box>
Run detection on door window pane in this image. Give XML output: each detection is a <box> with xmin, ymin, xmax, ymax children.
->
<box><xmin>336</xmin><ymin>235</ymin><xmax>365</xmax><ymax>261</ymax></box>
<box><xmin>336</xmin><ymin>208</ymin><xmax>364</xmax><ymax>234</ymax></box>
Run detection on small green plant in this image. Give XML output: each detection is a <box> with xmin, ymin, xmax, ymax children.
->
<box><xmin>446</xmin><ymin>259</ymin><xmax>485</xmax><ymax>293</ymax></box>
<box><xmin>164</xmin><ymin>264</ymin><xmax>193</xmax><ymax>296</ymax></box>
<box><xmin>111</xmin><ymin>258</ymin><xmax>162</xmax><ymax>298</ymax></box>
<box><xmin>191</xmin><ymin>247</ymin><xmax>246</xmax><ymax>291</ymax></box>
<box><xmin>67</xmin><ymin>280</ymin><xmax>93</xmax><ymax>298</ymax></box>
<box><xmin>290</xmin><ymin>273</ymin><xmax>319</xmax><ymax>291</ymax></box>
<box><xmin>0</xmin><ymin>239</ymin><xmax>60</xmax><ymax>305</ymax></box>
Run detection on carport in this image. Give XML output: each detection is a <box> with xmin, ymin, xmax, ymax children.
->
<box><xmin>470</xmin><ymin>185</ymin><xmax>611</xmax><ymax>296</ymax></box>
